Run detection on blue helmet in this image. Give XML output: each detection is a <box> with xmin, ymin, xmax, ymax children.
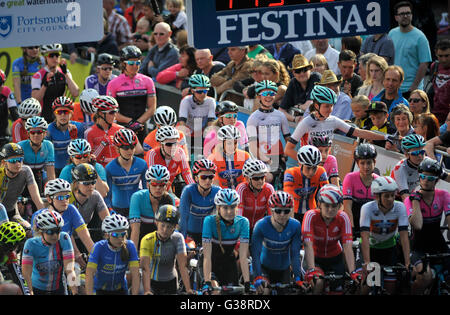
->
<box><xmin>310</xmin><ymin>85</ymin><xmax>337</xmax><ymax>105</ymax></box>
<box><xmin>67</xmin><ymin>139</ymin><xmax>91</xmax><ymax>156</ymax></box>
<box><xmin>25</xmin><ymin>116</ymin><xmax>48</xmax><ymax>131</ymax></box>
<box><xmin>214</xmin><ymin>188</ymin><xmax>240</xmax><ymax>206</ymax></box>
<box><xmin>401</xmin><ymin>134</ymin><xmax>426</xmax><ymax>151</ymax></box>
<box><xmin>188</xmin><ymin>74</ymin><xmax>211</xmax><ymax>88</ymax></box>
<box><xmin>145</xmin><ymin>164</ymin><xmax>170</xmax><ymax>182</ymax></box>
<box><xmin>255</xmin><ymin>80</ymin><xmax>278</xmax><ymax>94</ymax></box>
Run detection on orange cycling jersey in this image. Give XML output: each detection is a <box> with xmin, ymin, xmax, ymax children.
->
<box><xmin>72</xmin><ymin>102</ymin><xmax>94</xmax><ymax>124</ymax></box>
<box><xmin>85</xmin><ymin>123</ymin><xmax>123</xmax><ymax>167</ymax></box>
<box><xmin>145</xmin><ymin>146</ymin><xmax>195</xmax><ymax>189</ymax></box>
<box><xmin>143</xmin><ymin>128</ymin><xmax>189</xmax><ymax>157</ymax></box>
<box><xmin>283</xmin><ymin>166</ymin><xmax>329</xmax><ymax>215</ymax></box>
<box><xmin>208</xmin><ymin>149</ymin><xmax>250</xmax><ymax>189</ymax></box>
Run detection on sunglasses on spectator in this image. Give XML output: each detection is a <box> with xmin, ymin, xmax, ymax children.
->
<box><xmin>47</xmin><ymin>52</ymin><xmax>60</xmax><ymax>58</ymax></box>
<box><xmin>252</xmin><ymin>175</ymin><xmax>265</xmax><ymax>181</ymax></box>
<box><xmin>125</xmin><ymin>60</ymin><xmax>141</xmax><ymax>66</ymax></box>
<box><xmin>193</xmin><ymin>89</ymin><xmax>209</xmax><ymax>94</ymax></box>
<box><xmin>294</xmin><ymin>67</ymin><xmax>310</xmax><ymax>74</ymax></box>
<box><xmin>259</xmin><ymin>91</ymin><xmax>276</xmax><ymax>97</ymax></box>
<box><xmin>26</xmin><ymin>46</ymin><xmax>39</xmax><ymax>49</ymax></box>
<box><xmin>5</xmin><ymin>157</ymin><xmax>24</xmax><ymax>164</ymax></box>
<box><xmin>111</xmin><ymin>231</ymin><xmax>127</xmax><ymax>238</ymax></box>
<box><xmin>396</xmin><ymin>12</ymin><xmax>412</xmax><ymax>17</ymax></box>
<box><xmin>273</xmin><ymin>208</ymin><xmax>291</xmax><ymax>215</ymax></box>
<box><xmin>150</xmin><ymin>181</ymin><xmax>168</xmax><ymax>187</ymax></box>
<box><xmin>73</xmin><ymin>153</ymin><xmax>89</xmax><ymax>159</ymax></box>
<box><xmin>54</xmin><ymin>109</ymin><xmax>72</xmax><ymax>115</ymax></box>
<box><xmin>120</xmin><ymin>145</ymin><xmax>135</xmax><ymax>150</ymax></box>
<box><xmin>52</xmin><ymin>194</ymin><xmax>71</xmax><ymax>201</ymax></box>
<box><xmin>80</xmin><ymin>180</ymin><xmax>97</xmax><ymax>186</ymax></box>
<box><xmin>410</xmin><ymin>149</ymin><xmax>425</xmax><ymax>156</ymax></box>
<box><xmin>199</xmin><ymin>174</ymin><xmax>215</xmax><ymax>180</ymax></box>
<box><xmin>409</xmin><ymin>98</ymin><xmax>423</xmax><ymax>103</ymax></box>
<box><xmin>29</xmin><ymin>130</ymin><xmax>45</xmax><ymax>135</ymax></box>
<box><xmin>419</xmin><ymin>174</ymin><xmax>438</xmax><ymax>181</ymax></box>
<box><xmin>100</xmin><ymin>66</ymin><xmax>113</xmax><ymax>71</ymax></box>
<box><xmin>44</xmin><ymin>228</ymin><xmax>61</xmax><ymax>236</ymax></box>
<box><xmin>222</xmin><ymin>113</ymin><xmax>237</xmax><ymax>119</ymax></box>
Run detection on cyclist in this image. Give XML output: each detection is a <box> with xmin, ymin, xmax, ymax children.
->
<box><xmin>284</xmin><ymin>145</ymin><xmax>329</xmax><ymax>223</ymax></box>
<box><xmin>208</xmin><ymin>125</ymin><xmax>250</xmax><ymax>189</ymax></box>
<box><xmin>342</xmin><ymin>143</ymin><xmax>379</xmax><ymax>239</ymax></box>
<box><xmin>22</xmin><ymin>209</ymin><xmax>78</xmax><ymax>295</ymax></box>
<box><xmin>59</xmin><ymin>139</ymin><xmax>109</xmax><ymax>198</ymax></box>
<box><xmin>12</xmin><ymin>97</ymin><xmax>42</xmax><ymax>143</ymax></box>
<box><xmin>360</xmin><ymin>176</ymin><xmax>410</xmax><ymax>294</ymax></box>
<box><xmin>73</xmin><ymin>88</ymin><xmax>99</xmax><ymax>128</ymax></box>
<box><xmin>251</xmin><ymin>191</ymin><xmax>303</xmax><ymax>295</ymax></box>
<box><xmin>246</xmin><ymin>80</ymin><xmax>290</xmax><ymax>184</ymax></box>
<box><xmin>105</xmin><ymin>128</ymin><xmax>148</xmax><ymax>218</ymax></box>
<box><xmin>129</xmin><ymin>164</ymin><xmax>177</xmax><ymax>249</ymax></box>
<box><xmin>391</xmin><ymin>134</ymin><xmax>426</xmax><ymax>201</ymax></box>
<box><xmin>179</xmin><ymin>159</ymin><xmax>221</xmax><ymax>246</ymax></box>
<box><xmin>85</xmin><ymin>214</ymin><xmax>140</xmax><ymax>295</ymax></box>
<box><xmin>309</xmin><ymin>135</ymin><xmax>340</xmax><ymax>186</ymax></box>
<box><xmin>85</xmin><ymin>53</ymin><xmax>117</xmax><ymax>96</ymax></box>
<box><xmin>46</xmin><ymin>96</ymin><xmax>84</xmax><ymax>176</ymax></box>
<box><xmin>236</xmin><ymin>159</ymin><xmax>275</xmax><ymax>232</ymax></box>
<box><xmin>0</xmin><ymin>69</ymin><xmax>19</xmax><ymax>139</ymax></box>
<box><xmin>302</xmin><ymin>184</ymin><xmax>358</xmax><ymax>294</ymax></box>
<box><xmin>140</xmin><ymin>205</ymin><xmax>193</xmax><ymax>295</ymax></box>
<box><xmin>404</xmin><ymin>158</ymin><xmax>450</xmax><ymax>294</ymax></box>
<box><xmin>201</xmin><ymin>189</ymin><xmax>251</xmax><ymax>294</ymax></box>
<box><xmin>145</xmin><ymin>125</ymin><xmax>195</xmax><ymax>192</ymax></box>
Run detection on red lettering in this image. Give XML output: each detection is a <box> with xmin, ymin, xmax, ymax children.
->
<box><xmin>269</xmin><ymin>0</ymin><xmax>284</xmax><ymax>6</ymax></box>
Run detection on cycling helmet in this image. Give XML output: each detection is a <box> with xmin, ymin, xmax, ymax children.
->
<box><xmin>297</xmin><ymin>145</ymin><xmax>322</xmax><ymax>167</ymax></box>
<box><xmin>255</xmin><ymin>80</ymin><xmax>278</xmax><ymax>94</ymax></box>
<box><xmin>71</xmin><ymin>163</ymin><xmax>98</xmax><ymax>182</ymax></box>
<box><xmin>155</xmin><ymin>125</ymin><xmax>179</xmax><ymax>143</ymax></box>
<box><xmin>217</xmin><ymin>125</ymin><xmax>241</xmax><ymax>141</ymax></box>
<box><xmin>97</xmin><ymin>53</ymin><xmax>114</xmax><ymax>65</ymax></box>
<box><xmin>371</xmin><ymin>176</ymin><xmax>398</xmax><ymax>194</ymax></box>
<box><xmin>354</xmin><ymin>143</ymin><xmax>377</xmax><ymax>160</ymax></box>
<box><xmin>102</xmin><ymin>214</ymin><xmax>129</xmax><ymax>233</ymax></box>
<box><xmin>52</xmin><ymin>96</ymin><xmax>74</xmax><ymax>111</ymax></box>
<box><xmin>318</xmin><ymin>184</ymin><xmax>343</xmax><ymax>204</ymax></box>
<box><xmin>154</xmin><ymin>106</ymin><xmax>177</xmax><ymax>126</ymax></box>
<box><xmin>418</xmin><ymin>157</ymin><xmax>442</xmax><ymax>176</ymax></box>
<box><xmin>401</xmin><ymin>134</ymin><xmax>426</xmax><ymax>151</ymax></box>
<box><xmin>40</xmin><ymin>43</ymin><xmax>62</xmax><ymax>55</ymax></box>
<box><xmin>0</xmin><ymin>143</ymin><xmax>24</xmax><ymax>159</ymax></box>
<box><xmin>44</xmin><ymin>178</ymin><xmax>71</xmax><ymax>196</ymax></box>
<box><xmin>0</xmin><ymin>69</ymin><xmax>5</xmax><ymax>86</ymax></box>
<box><xmin>79</xmin><ymin>89</ymin><xmax>100</xmax><ymax>114</ymax></box>
<box><xmin>214</xmin><ymin>188</ymin><xmax>240</xmax><ymax>206</ymax></box>
<box><xmin>188</xmin><ymin>74</ymin><xmax>211</xmax><ymax>88</ymax></box>
<box><xmin>67</xmin><ymin>139</ymin><xmax>91</xmax><ymax>156</ymax></box>
<box><xmin>92</xmin><ymin>95</ymin><xmax>119</xmax><ymax>113</ymax></box>
<box><xmin>192</xmin><ymin>159</ymin><xmax>217</xmax><ymax>176</ymax></box>
<box><xmin>310</xmin><ymin>85</ymin><xmax>337</xmax><ymax>105</ymax></box>
<box><xmin>242</xmin><ymin>159</ymin><xmax>268</xmax><ymax>178</ymax></box>
<box><xmin>113</xmin><ymin>128</ymin><xmax>138</xmax><ymax>147</ymax></box>
<box><xmin>215</xmin><ymin>101</ymin><xmax>238</xmax><ymax>117</ymax></box>
<box><xmin>34</xmin><ymin>210</ymin><xmax>64</xmax><ymax>230</ymax></box>
<box><xmin>25</xmin><ymin>116</ymin><xmax>48</xmax><ymax>131</ymax></box>
<box><xmin>18</xmin><ymin>98</ymin><xmax>42</xmax><ymax>119</ymax></box>
<box><xmin>268</xmin><ymin>191</ymin><xmax>294</xmax><ymax>209</ymax></box>
<box><xmin>145</xmin><ymin>164</ymin><xmax>170</xmax><ymax>182</ymax></box>
<box><xmin>155</xmin><ymin>205</ymin><xmax>180</xmax><ymax>225</ymax></box>
<box><xmin>0</xmin><ymin>221</ymin><xmax>26</xmax><ymax>246</ymax></box>
<box><xmin>309</xmin><ymin>135</ymin><xmax>332</xmax><ymax>147</ymax></box>
<box><xmin>120</xmin><ymin>45</ymin><xmax>142</xmax><ymax>61</ymax></box>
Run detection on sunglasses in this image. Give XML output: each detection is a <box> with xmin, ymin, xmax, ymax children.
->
<box><xmin>163</xmin><ymin>142</ymin><xmax>178</xmax><ymax>147</ymax></box>
<box><xmin>100</xmin><ymin>67</ymin><xmax>113</xmax><ymax>71</ymax></box>
<box><xmin>80</xmin><ymin>180</ymin><xmax>96</xmax><ymax>186</ymax></box>
<box><xmin>409</xmin><ymin>149</ymin><xmax>425</xmax><ymax>156</ymax></box>
<box><xmin>47</xmin><ymin>52</ymin><xmax>61</xmax><ymax>58</ymax></box>
<box><xmin>150</xmin><ymin>181</ymin><xmax>168</xmax><ymax>187</ymax></box>
<box><xmin>29</xmin><ymin>130</ymin><xmax>45</xmax><ymax>135</ymax></box>
<box><xmin>193</xmin><ymin>89</ymin><xmax>209</xmax><ymax>94</ymax></box>
<box><xmin>5</xmin><ymin>157</ymin><xmax>24</xmax><ymax>164</ymax></box>
<box><xmin>419</xmin><ymin>173</ymin><xmax>438</xmax><ymax>181</ymax></box>
<box><xmin>273</xmin><ymin>208</ymin><xmax>291</xmax><ymax>215</ymax></box>
<box><xmin>252</xmin><ymin>175</ymin><xmax>265</xmax><ymax>181</ymax></box>
<box><xmin>27</xmin><ymin>46</ymin><xmax>39</xmax><ymax>49</ymax></box>
<box><xmin>44</xmin><ymin>228</ymin><xmax>61</xmax><ymax>235</ymax></box>
<box><xmin>259</xmin><ymin>91</ymin><xmax>276</xmax><ymax>97</ymax></box>
<box><xmin>125</xmin><ymin>60</ymin><xmax>141</xmax><ymax>66</ymax></box>
<box><xmin>111</xmin><ymin>231</ymin><xmax>127</xmax><ymax>238</ymax></box>
<box><xmin>52</xmin><ymin>194</ymin><xmax>71</xmax><ymax>201</ymax></box>
<box><xmin>153</xmin><ymin>32</ymin><xmax>166</xmax><ymax>36</ymax></box>
<box><xmin>294</xmin><ymin>67</ymin><xmax>310</xmax><ymax>74</ymax></box>
<box><xmin>73</xmin><ymin>153</ymin><xmax>89</xmax><ymax>159</ymax></box>
<box><xmin>222</xmin><ymin>113</ymin><xmax>237</xmax><ymax>119</ymax></box>
<box><xmin>199</xmin><ymin>174</ymin><xmax>215</xmax><ymax>180</ymax></box>
<box><xmin>120</xmin><ymin>145</ymin><xmax>135</xmax><ymax>150</ymax></box>
<box><xmin>409</xmin><ymin>98</ymin><xmax>423</xmax><ymax>103</ymax></box>
<box><xmin>54</xmin><ymin>109</ymin><xmax>72</xmax><ymax>115</ymax></box>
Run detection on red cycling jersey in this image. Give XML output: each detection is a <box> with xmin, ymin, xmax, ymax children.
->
<box><xmin>302</xmin><ymin>209</ymin><xmax>353</xmax><ymax>258</ymax></box>
<box><xmin>236</xmin><ymin>181</ymin><xmax>275</xmax><ymax>230</ymax></box>
<box><xmin>12</xmin><ymin>119</ymin><xmax>28</xmax><ymax>143</ymax></box>
<box><xmin>85</xmin><ymin>123</ymin><xmax>123</xmax><ymax>167</ymax></box>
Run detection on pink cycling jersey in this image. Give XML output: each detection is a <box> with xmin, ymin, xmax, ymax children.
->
<box><xmin>322</xmin><ymin>154</ymin><xmax>339</xmax><ymax>179</ymax></box>
<box><xmin>203</xmin><ymin>121</ymin><xmax>248</xmax><ymax>157</ymax></box>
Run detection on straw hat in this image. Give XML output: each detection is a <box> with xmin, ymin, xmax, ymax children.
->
<box><xmin>315</xmin><ymin>70</ymin><xmax>343</xmax><ymax>85</ymax></box>
<box><xmin>289</xmin><ymin>54</ymin><xmax>313</xmax><ymax>71</ymax></box>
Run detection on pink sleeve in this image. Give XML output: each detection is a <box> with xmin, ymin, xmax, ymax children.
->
<box><xmin>156</xmin><ymin>64</ymin><xmax>181</xmax><ymax>85</ymax></box>
<box><xmin>342</xmin><ymin>173</ymin><xmax>353</xmax><ymax>198</ymax></box>
<box><xmin>203</xmin><ymin>129</ymin><xmax>218</xmax><ymax>157</ymax></box>
<box><xmin>106</xmin><ymin>77</ymin><xmax>117</xmax><ymax>97</ymax></box>
<box><xmin>403</xmin><ymin>197</ymin><xmax>413</xmax><ymax>217</ymax></box>
<box><xmin>324</xmin><ymin>155</ymin><xmax>339</xmax><ymax>177</ymax></box>
<box><xmin>236</xmin><ymin>121</ymin><xmax>248</xmax><ymax>146</ymax></box>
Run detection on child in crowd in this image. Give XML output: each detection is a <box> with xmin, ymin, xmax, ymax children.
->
<box><xmin>364</xmin><ymin>101</ymin><xmax>396</xmax><ymax>148</ymax></box>
<box><xmin>350</xmin><ymin>95</ymin><xmax>372</xmax><ymax>129</ymax></box>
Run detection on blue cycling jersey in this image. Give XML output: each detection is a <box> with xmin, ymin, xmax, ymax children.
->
<box><xmin>59</xmin><ymin>162</ymin><xmax>107</xmax><ymax>183</ymax></box>
<box><xmin>129</xmin><ymin>189</ymin><xmax>176</xmax><ymax>225</ymax></box>
<box><xmin>85</xmin><ymin>73</ymin><xmax>117</xmax><ymax>96</ymax></box>
<box><xmin>105</xmin><ymin>157</ymin><xmax>147</xmax><ymax>211</ymax></box>
<box><xmin>46</xmin><ymin>121</ymin><xmax>85</xmax><ymax>171</ymax></box>
<box><xmin>87</xmin><ymin>239</ymin><xmax>139</xmax><ymax>292</ymax></box>
<box><xmin>12</xmin><ymin>56</ymin><xmax>45</xmax><ymax>100</ymax></box>
<box><xmin>179</xmin><ymin>183</ymin><xmax>220</xmax><ymax>237</ymax></box>
<box><xmin>251</xmin><ymin>216</ymin><xmax>302</xmax><ymax>279</ymax></box>
<box><xmin>0</xmin><ymin>203</ymin><xmax>8</xmax><ymax>224</ymax></box>
<box><xmin>18</xmin><ymin>139</ymin><xmax>55</xmax><ymax>172</ymax></box>
<box><xmin>31</xmin><ymin>205</ymin><xmax>87</xmax><ymax>237</ymax></box>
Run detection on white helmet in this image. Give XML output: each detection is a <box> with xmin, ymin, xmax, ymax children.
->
<box><xmin>297</xmin><ymin>145</ymin><xmax>322</xmax><ymax>167</ymax></box>
<box><xmin>242</xmin><ymin>159</ymin><xmax>268</xmax><ymax>178</ymax></box>
<box><xmin>44</xmin><ymin>178</ymin><xmax>71</xmax><ymax>196</ymax></box>
<box><xmin>34</xmin><ymin>210</ymin><xmax>64</xmax><ymax>230</ymax></box>
<box><xmin>25</xmin><ymin>116</ymin><xmax>48</xmax><ymax>131</ymax></box>
<box><xmin>154</xmin><ymin>106</ymin><xmax>177</xmax><ymax>126</ymax></box>
<box><xmin>67</xmin><ymin>139</ymin><xmax>91</xmax><ymax>156</ymax></box>
<box><xmin>145</xmin><ymin>164</ymin><xmax>170</xmax><ymax>182</ymax></box>
<box><xmin>217</xmin><ymin>125</ymin><xmax>241</xmax><ymax>141</ymax></box>
<box><xmin>102</xmin><ymin>214</ymin><xmax>129</xmax><ymax>233</ymax></box>
<box><xmin>371</xmin><ymin>176</ymin><xmax>398</xmax><ymax>194</ymax></box>
<box><xmin>214</xmin><ymin>188</ymin><xmax>240</xmax><ymax>206</ymax></box>
<box><xmin>79</xmin><ymin>89</ymin><xmax>99</xmax><ymax>114</ymax></box>
<box><xmin>156</xmin><ymin>125</ymin><xmax>179</xmax><ymax>143</ymax></box>
<box><xmin>18</xmin><ymin>98</ymin><xmax>42</xmax><ymax>119</ymax></box>
<box><xmin>40</xmin><ymin>43</ymin><xmax>62</xmax><ymax>54</ymax></box>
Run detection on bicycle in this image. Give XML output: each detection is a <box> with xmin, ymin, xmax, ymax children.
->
<box><xmin>312</xmin><ymin>271</ymin><xmax>360</xmax><ymax>295</ymax></box>
<box><xmin>266</xmin><ymin>282</ymin><xmax>308</xmax><ymax>295</ymax></box>
<box><xmin>196</xmin><ymin>284</ymin><xmax>250</xmax><ymax>295</ymax></box>
<box><xmin>367</xmin><ymin>264</ymin><xmax>412</xmax><ymax>295</ymax></box>
<box><xmin>419</xmin><ymin>252</ymin><xmax>450</xmax><ymax>295</ymax></box>
<box><xmin>0</xmin><ymin>250</ymin><xmax>31</xmax><ymax>295</ymax></box>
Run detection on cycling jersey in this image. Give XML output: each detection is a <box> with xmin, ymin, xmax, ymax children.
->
<box><xmin>236</xmin><ymin>181</ymin><xmax>274</xmax><ymax>230</ymax></box>
<box><xmin>85</xmin><ymin>73</ymin><xmax>117</xmax><ymax>96</ymax></box>
<box><xmin>179</xmin><ymin>183</ymin><xmax>220</xmax><ymax>238</ymax></box>
<box><xmin>208</xmin><ymin>149</ymin><xmax>250</xmax><ymax>189</ymax></box>
<box><xmin>71</xmin><ymin>102</ymin><xmax>95</xmax><ymax>129</ymax></box>
<box><xmin>203</xmin><ymin>121</ymin><xmax>249</xmax><ymax>157</ymax></box>
<box><xmin>322</xmin><ymin>154</ymin><xmax>339</xmax><ymax>179</ymax></box>
<box><xmin>246</xmin><ymin>108</ymin><xmax>290</xmax><ymax>157</ymax></box>
<box><xmin>22</xmin><ymin>232</ymin><xmax>74</xmax><ymax>292</ymax></box>
<box><xmin>12</xmin><ymin>56</ymin><xmax>45</xmax><ymax>100</ymax></box>
<box><xmin>46</xmin><ymin>121</ymin><xmax>84</xmax><ymax>171</ymax></box>
<box><xmin>391</xmin><ymin>158</ymin><xmax>419</xmax><ymax>196</ymax></box>
<box><xmin>178</xmin><ymin>95</ymin><xmax>216</xmax><ymax>134</ymax></box>
<box><xmin>283</xmin><ymin>166</ymin><xmax>329</xmax><ymax>215</ymax></box>
<box><xmin>0</xmin><ymin>86</ymin><xmax>17</xmax><ymax>136</ymax></box>
<box><xmin>251</xmin><ymin>216</ymin><xmax>302</xmax><ymax>278</ymax></box>
<box><xmin>145</xmin><ymin>147</ymin><xmax>194</xmax><ymax>189</ymax></box>
<box><xmin>12</xmin><ymin>119</ymin><xmax>28</xmax><ymax>143</ymax></box>
<box><xmin>18</xmin><ymin>139</ymin><xmax>55</xmax><ymax>172</ymax></box>
<box><xmin>140</xmin><ymin>231</ymin><xmax>186</xmax><ymax>282</ymax></box>
<box><xmin>302</xmin><ymin>209</ymin><xmax>353</xmax><ymax>258</ymax></box>
<box><xmin>59</xmin><ymin>162</ymin><xmax>107</xmax><ymax>183</ymax></box>
<box><xmin>70</xmin><ymin>190</ymin><xmax>108</xmax><ymax>227</ymax></box>
<box><xmin>0</xmin><ymin>204</ymin><xmax>8</xmax><ymax>224</ymax></box>
<box><xmin>85</xmin><ymin>123</ymin><xmax>123</xmax><ymax>167</ymax></box>
<box><xmin>404</xmin><ymin>189</ymin><xmax>450</xmax><ymax>253</ymax></box>
<box><xmin>31</xmin><ymin>205</ymin><xmax>87</xmax><ymax>237</ymax></box>
<box><xmin>0</xmin><ymin>165</ymin><xmax>35</xmax><ymax>217</ymax></box>
<box><xmin>87</xmin><ymin>239</ymin><xmax>139</xmax><ymax>292</ymax></box>
<box><xmin>360</xmin><ymin>200</ymin><xmax>409</xmax><ymax>249</ymax></box>
<box><xmin>107</xmin><ymin>73</ymin><xmax>155</xmax><ymax>120</ymax></box>
<box><xmin>142</xmin><ymin>128</ymin><xmax>187</xmax><ymax>153</ymax></box>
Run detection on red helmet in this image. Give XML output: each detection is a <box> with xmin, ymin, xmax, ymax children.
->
<box><xmin>268</xmin><ymin>191</ymin><xmax>294</xmax><ymax>209</ymax></box>
<box><xmin>93</xmin><ymin>95</ymin><xmax>119</xmax><ymax>113</ymax></box>
<box><xmin>52</xmin><ymin>96</ymin><xmax>74</xmax><ymax>111</ymax></box>
<box><xmin>113</xmin><ymin>128</ymin><xmax>138</xmax><ymax>147</ymax></box>
<box><xmin>192</xmin><ymin>159</ymin><xmax>217</xmax><ymax>175</ymax></box>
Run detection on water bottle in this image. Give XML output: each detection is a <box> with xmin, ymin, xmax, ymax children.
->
<box><xmin>438</xmin><ymin>12</ymin><xmax>449</xmax><ymax>35</ymax></box>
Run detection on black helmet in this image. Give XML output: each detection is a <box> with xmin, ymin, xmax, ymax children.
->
<box><xmin>71</xmin><ymin>163</ymin><xmax>98</xmax><ymax>182</ymax></box>
<box><xmin>97</xmin><ymin>53</ymin><xmax>114</xmax><ymax>65</ymax></box>
<box><xmin>0</xmin><ymin>143</ymin><xmax>24</xmax><ymax>160</ymax></box>
<box><xmin>354</xmin><ymin>143</ymin><xmax>377</xmax><ymax>160</ymax></box>
<box><xmin>309</xmin><ymin>135</ymin><xmax>332</xmax><ymax>147</ymax></box>
<box><xmin>418</xmin><ymin>157</ymin><xmax>442</xmax><ymax>177</ymax></box>
<box><xmin>120</xmin><ymin>45</ymin><xmax>142</xmax><ymax>61</ymax></box>
<box><xmin>155</xmin><ymin>205</ymin><xmax>180</xmax><ymax>225</ymax></box>
<box><xmin>215</xmin><ymin>101</ymin><xmax>238</xmax><ymax>117</ymax></box>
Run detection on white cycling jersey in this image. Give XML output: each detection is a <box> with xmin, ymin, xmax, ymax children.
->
<box><xmin>390</xmin><ymin>158</ymin><xmax>419</xmax><ymax>196</ymax></box>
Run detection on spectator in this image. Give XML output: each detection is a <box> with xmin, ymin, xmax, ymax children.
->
<box><xmin>289</xmin><ymin>40</ymin><xmax>313</xmax><ymax>56</ymax></box>
<box><xmin>371</xmin><ymin>65</ymin><xmax>409</xmax><ymax>113</ymax></box>
<box><xmin>103</xmin><ymin>0</ymin><xmax>133</xmax><ymax>48</ymax></box>
<box><xmin>279</xmin><ymin>54</ymin><xmax>321</xmax><ymax>123</ymax></box>
<box><xmin>364</xmin><ymin>101</ymin><xmax>396</xmax><ymax>148</ymax></box>
<box><xmin>142</xmin><ymin>0</ymin><xmax>164</xmax><ymax>34</ymax></box>
<box><xmin>408</xmin><ymin>89</ymin><xmax>431</xmax><ymax>127</ymax></box>
<box><xmin>357</xmin><ymin>55</ymin><xmax>388</xmax><ymax>101</ymax></box>
<box><xmin>357</xmin><ymin>53</ymin><xmax>377</xmax><ymax>83</ymax></box>
<box><xmin>140</xmin><ymin>22</ymin><xmax>179</xmax><ymax>78</ymax></box>
<box><xmin>337</xmin><ymin>50</ymin><xmax>363</xmax><ymax>98</ymax></box>
<box><xmin>210</xmin><ymin>47</ymin><xmax>231</xmax><ymax>66</ymax></box>
<box><xmin>132</xmin><ymin>17</ymin><xmax>151</xmax><ymax>55</ymax></box>
<box><xmin>360</xmin><ymin>34</ymin><xmax>395</xmax><ymax>65</ymax></box>
<box><xmin>350</xmin><ymin>95</ymin><xmax>372</xmax><ymax>130</ymax></box>
<box><xmin>414</xmin><ymin>113</ymin><xmax>440</xmax><ymax>141</ymax></box>
<box><xmin>247</xmin><ymin>45</ymin><xmax>273</xmax><ymax>60</ymax></box>
<box><xmin>124</xmin><ymin>0</ymin><xmax>145</xmax><ymax>33</ymax></box>
<box><xmin>265</xmin><ymin>42</ymin><xmax>301</xmax><ymax>70</ymax></box>
<box><xmin>304</xmin><ymin>39</ymin><xmax>340</xmax><ymax>75</ymax></box>
<box><xmin>175</xmin><ymin>30</ymin><xmax>188</xmax><ymax>49</ymax></box>
<box><xmin>431</xmin><ymin>39</ymin><xmax>450</xmax><ymax>123</ymax></box>
<box><xmin>164</xmin><ymin>0</ymin><xmax>187</xmax><ymax>42</ymax></box>
<box><xmin>309</xmin><ymin>54</ymin><xmax>329</xmax><ymax>75</ymax></box>
<box><xmin>385</xmin><ymin>103</ymin><xmax>415</xmax><ymax>153</ymax></box>
<box><xmin>85</xmin><ymin>53</ymin><xmax>117</xmax><ymax>96</ymax></box>
<box><xmin>194</xmin><ymin>49</ymin><xmax>225</xmax><ymax>79</ymax></box>
<box><xmin>388</xmin><ymin>1</ymin><xmax>432</xmax><ymax>98</ymax></box>
<box><xmin>341</xmin><ymin>36</ymin><xmax>363</xmax><ymax>57</ymax></box>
